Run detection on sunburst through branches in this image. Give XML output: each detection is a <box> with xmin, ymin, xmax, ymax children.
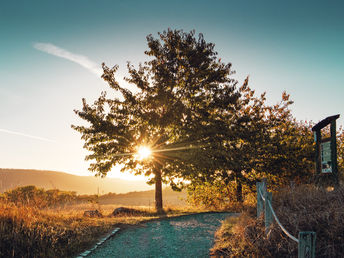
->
<box><xmin>136</xmin><ymin>146</ymin><xmax>152</xmax><ymax>161</ymax></box>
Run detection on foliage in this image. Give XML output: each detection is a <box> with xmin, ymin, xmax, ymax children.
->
<box><xmin>72</xmin><ymin>29</ymin><xmax>240</xmax><ymax>211</ymax></box>
<box><xmin>186</xmin><ymin>181</ymin><xmax>232</xmax><ymax>210</ymax></box>
<box><xmin>2</xmin><ymin>186</ymin><xmax>77</xmax><ymax>208</ymax></box>
<box><xmin>337</xmin><ymin>127</ymin><xmax>344</xmax><ymax>182</ymax></box>
<box><xmin>186</xmin><ymin>82</ymin><xmax>316</xmax><ymax>203</ymax></box>
<box><xmin>261</xmin><ymin>110</ymin><xmax>315</xmax><ymax>188</ymax></box>
<box><xmin>211</xmin><ymin>185</ymin><xmax>344</xmax><ymax>257</ymax></box>
<box><xmin>186</xmin><ymin>180</ymin><xmax>255</xmax><ymax>210</ymax></box>
<box><xmin>187</xmin><ymin>109</ymin><xmax>344</xmax><ymax>207</ymax></box>
<box><xmin>72</xmin><ymin>28</ymin><xmax>341</xmax><ymax>210</ymax></box>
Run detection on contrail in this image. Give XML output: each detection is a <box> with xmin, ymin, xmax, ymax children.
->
<box><xmin>33</xmin><ymin>42</ymin><xmax>102</xmax><ymax>77</ymax></box>
<box><xmin>0</xmin><ymin>129</ymin><xmax>56</xmax><ymax>143</ymax></box>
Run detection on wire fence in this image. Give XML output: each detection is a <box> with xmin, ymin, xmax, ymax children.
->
<box><xmin>256</xmin><ymin>179</ymin><xmax>316</xmax><ymax>258</ymax></box>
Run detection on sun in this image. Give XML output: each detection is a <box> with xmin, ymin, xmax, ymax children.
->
<box><xmin>137</xmin><ymin>146</ymin><xmax>152</xmax><ymax>160</ymax></box>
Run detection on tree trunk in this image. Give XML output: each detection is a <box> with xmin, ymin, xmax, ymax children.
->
<box><xmin>236</xmin><ymin>178</ymin><xmax>243</xmax><ymax>203</ymax></box>
<box><xmin>154</xmin><ymin>169</ymin><xmax>163</xmax><ymax>213</ymax></box>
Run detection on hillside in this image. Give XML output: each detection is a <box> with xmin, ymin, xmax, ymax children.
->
<box><xmin>98</xmin><ymin>188</ymin><xmax>186</xmax><ymax>206</ymax></box>
<box><xmin>0</xmin><ymin>169</ymin><xmax>154</xmax><ymax>195</ymax></box>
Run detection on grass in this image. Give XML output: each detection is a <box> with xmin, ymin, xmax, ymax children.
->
<box><xmin>211</xmin><ymin>184</ymin><xmax>344</xmax><ymax>257</ymax></box>
<box><xmin>0</xmin><ymin>200</ymin><xmax>204</xmax><ymax>258</ymax></box>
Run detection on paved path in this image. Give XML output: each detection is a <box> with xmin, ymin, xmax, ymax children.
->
<box><xmin>88</xmin><ymin>212</ymin><xmax>234</xmax><ymax>258</ymax></box>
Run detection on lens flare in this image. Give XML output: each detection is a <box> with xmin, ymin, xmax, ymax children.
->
<box><xmin>137</xmin><ymin>146</ymin><xmax>152</xmax><ymax>160</ymax></box>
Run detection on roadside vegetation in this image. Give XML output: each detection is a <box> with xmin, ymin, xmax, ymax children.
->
<box><xmin>186</xmin><ymin>181</ymin><xmax>256</xmax><ymax>212</ymax></box>
<box><xmin>0</xmin><ymin>186</ymin><xmax>202</xmax><ymax>258</ymax></box>
<box><xmin>211</xmin><ymin>185</ymin><xmax>344</xmax><ymax>257</ymax></box>
<box><xmin>207</xmin><ymin>126</ymin><xmax>344</xmax><ymax>256</ymax></box>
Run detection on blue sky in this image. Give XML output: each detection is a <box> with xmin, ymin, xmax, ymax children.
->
<box><xmin>1</xmin><ymin>0</ymin><xmax>343</xmax><ymax>179</ymax></box>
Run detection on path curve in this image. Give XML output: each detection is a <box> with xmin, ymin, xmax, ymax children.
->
<box><xmin>88</xmin><ymin>212</ymin><xmax>234</xmax><ymax>258</ymax></box>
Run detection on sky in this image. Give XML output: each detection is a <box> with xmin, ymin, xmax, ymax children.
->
<box><xmin>1</xmin><ymin>0</ymin><xmax>343</xmax><ymax>180</ymax></box>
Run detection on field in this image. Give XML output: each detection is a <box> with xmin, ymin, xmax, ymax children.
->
<box><xmin>0</xmin><ymin>186</ymin><xmax>200</xmax><ymax>258</ymax></box>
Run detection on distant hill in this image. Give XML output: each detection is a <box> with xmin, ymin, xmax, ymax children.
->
<box><xmin>98</xmin><ymin>188</ymin><xmax>186</xmax><ymax>206</ymax></box>
<box><xmin>0</xmin><ymin>169</ymin><xmax>154</xmax><ymax>195</ymax></box>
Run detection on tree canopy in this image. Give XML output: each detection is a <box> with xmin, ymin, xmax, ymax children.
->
<box><xmin>73</xmin><ymin>28</ymin><xmax>322</xmax><ymax>210</ymax></box>
<box><xmin>72</xmin><ymin>29</ymin><xmax>240</xmax><ymax>212</ymax></box>
<box><xmin>186</xmin><ymin>88</ymin><xmax>316</xmax><ymax>206</ymax></box>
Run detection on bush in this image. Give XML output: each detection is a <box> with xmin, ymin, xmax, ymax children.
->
<box><xmin>186</xmin><ymin>181</ymin><xmax>255</xmax><ymax>211</ymax></box>
<box><xmin>211</xmin><ymin>185</ymin><xmax>344</xmax><ymax>257</ymax></box>
<box><xmin>3</xmin><ymin>186</ymin><xmax>77</xmax><ymax>208</ymax></box>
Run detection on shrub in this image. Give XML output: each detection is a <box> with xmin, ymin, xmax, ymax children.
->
<box><xmin>3</xmin><ymin>186</ymin><xmax>77</xmax><ymax>208</ymax></box>
<box><xmin>212</xmin><ymin>185</ymin><xmax>344</xmax><ymax>257</ymax></box>
<box><xmin>186</xmin><ymin>181</ymin><xmax>255</xmax><ymax>211</ymax></box>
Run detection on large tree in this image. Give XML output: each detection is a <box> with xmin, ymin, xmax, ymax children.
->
<box><xmin>186</xmin><ymin>84</ymin><xmax>316</xmax><ymax>204</ymax></box>
<box><xmin>182</xmin><ymin>79</ymin><xmax>270</xmax><ymax>202</ymax></box>
<box><xmin>72</xmin><ymin>29</ymin><xmax>240</xmax><ymax>212</ymax></box>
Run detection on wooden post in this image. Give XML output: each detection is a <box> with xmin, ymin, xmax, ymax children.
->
<box><xmin>265</xmin><ymin>192</ymin><xmax>273</xmax><ymax>235</ymax></box>
<box><xmin>312</xmin><ymin>115</ymin><xmax>340</xmax><ymax>187</ymax></box>
<box><xmin>262</xmin><ymin>178</ymin><xmax>267</xmax><ymax>193</ymax></box>
<box><xmin>331</xmin><ymin>120</ymin><xmax>339</xmax><ymax>187</ymax></box>
<box><xmin>256</xmin><ymin>182</ymin><xmax>263</xmax><ymax>218</ymax></box>
<box><xmin>298</xmin><ymin>232</ymin><xmax>316</xmax><ymax>258</ymax></box>
<box><xmin>315</xmin><ymin>130</ymin><xmax>322</xmax><ymax>176</ymax></box>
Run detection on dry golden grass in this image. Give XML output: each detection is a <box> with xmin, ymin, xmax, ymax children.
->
<box><xmin>0</xmin><ymin>199</ymin><xmax>204</xmax><ymax>258</ymax></box>
<box><xmin>211</xmin><ymin>184</ymin><xmax>344</xmax><ymax>257</ymax></box>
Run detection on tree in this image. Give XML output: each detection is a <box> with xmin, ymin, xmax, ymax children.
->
<box><xmin>185</xmin><ymin>81</ymin><xmax>316</xmax><ymax>203</ymax></box>
<box><xmin>72</xmin><ymin>29</ymin><xmax>240</xmax><ymax>212</ymax></box>
<box><xmin>179</xmin><ymin>79</ymin><xmax>268</xmax><ymax>202</ymax></box>
<box><xmin>260</xmin><ymin>100</ymin><xmax>315</xmax><ymax>188</ymax></box>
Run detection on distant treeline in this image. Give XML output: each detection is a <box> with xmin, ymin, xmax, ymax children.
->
<box><xmin>0</xmin><ymin>185</ymin><xmax>186</xmax><ymax>208</ymax></box>
<box><xmin>1</xmin><ymin>186</ymin><xmax>81</xmax><ymax>208</ymax></box>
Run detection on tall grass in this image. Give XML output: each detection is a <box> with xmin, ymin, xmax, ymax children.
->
<box><xmin>0</xmin><ymin>202</ymin><xmax>118</xmax><ymax>257</ymax></box>
<box><xmin>0</xmin><ymin>186</ymin><xmax>201</xmax><ymax>257</ymax></box>
<box><xmin>211</xmin><ymin>184</ymin><xmax>344</xmax><ymax>257</ymax></box>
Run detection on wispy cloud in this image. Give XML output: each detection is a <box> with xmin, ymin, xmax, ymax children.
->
<box><xmin>0</xmin><ymin>129</ymin><xmax>56</xmax><ymax>143</ymax></box>
<box><xmin>33</xmin><ymin>42</ymin><xmax>102</xmax><ymax>76</ymax></box>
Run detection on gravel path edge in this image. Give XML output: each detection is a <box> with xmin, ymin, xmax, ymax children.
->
<box><xmin>76</xmin><ymin>227</ymin><xmax>120</xmax><ymax>258</ymax></box>
<box><xmin>75</xmin><ymin>211</ymin><xmax>239</xmax><ymax>258</ymax></box>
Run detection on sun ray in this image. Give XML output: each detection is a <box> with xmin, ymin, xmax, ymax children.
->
<box><xmin>110</xmin><ymin>143</ymin><xmax>202</xmax><ymax>160</ymax></box>
<box><xmin>136</xmin><ymin>146</ymin><xmax>152</xmax><ymax>160</ymax></box>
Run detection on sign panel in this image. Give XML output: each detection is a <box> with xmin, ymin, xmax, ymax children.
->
<box><xmin>321</xmin><ymin>140</ymin><xmax>332</xmax><ymax>173</ymax></box>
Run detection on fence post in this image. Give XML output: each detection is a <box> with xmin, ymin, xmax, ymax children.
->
<box><xmin>262</xmin><ymin>178</ymin><xmax>267</xmax><ymax>194</ymax></box>
<box><xmin>265</xmin><ymin>191</ymin><xmax>273</xmax><ymax>235</ymax></box>
<box><xmin>298</xmin><ymin>232</ymin><xmax>316</xmax><ymax>258</ymax></box>
<box><xmin>256</xmin><ymin>182</ymin><xmax>263</xmax><ymax>218</ymax></box>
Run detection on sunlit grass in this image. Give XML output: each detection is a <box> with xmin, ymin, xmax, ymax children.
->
<box><xmin>0</xmin><ymin>199</ymin><xmax>205</xmax><ymax>257</ymax></box>
<box><xmin>0</xmin><ymin>185</ymin><xmax>210</xmax><ymax>257</ymax></box>
<box><xmin>211</xmin><ymin>184</ymin><xmax>344</xmax><ymax>257</ymax></box>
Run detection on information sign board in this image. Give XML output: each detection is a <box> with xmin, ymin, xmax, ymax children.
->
<box><xmin>321</xmin><ymin>140</ymin><xmax>332</xmax><ymax>173</ymax></box>
<box><xmin>312</xmin><ymin>114</ymin><xmax>340</xmax><ymax>186</ymax></box>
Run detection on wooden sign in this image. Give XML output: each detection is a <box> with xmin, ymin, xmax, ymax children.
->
<box><xmin>312</xmin><ymin>114</ymin><xmax>340</xmax><ymax>185</ymax></box>
<box><xmin>320</xmin><ymin>139</ymin><xmax>332</xmax><ymax>173</ymax></box>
